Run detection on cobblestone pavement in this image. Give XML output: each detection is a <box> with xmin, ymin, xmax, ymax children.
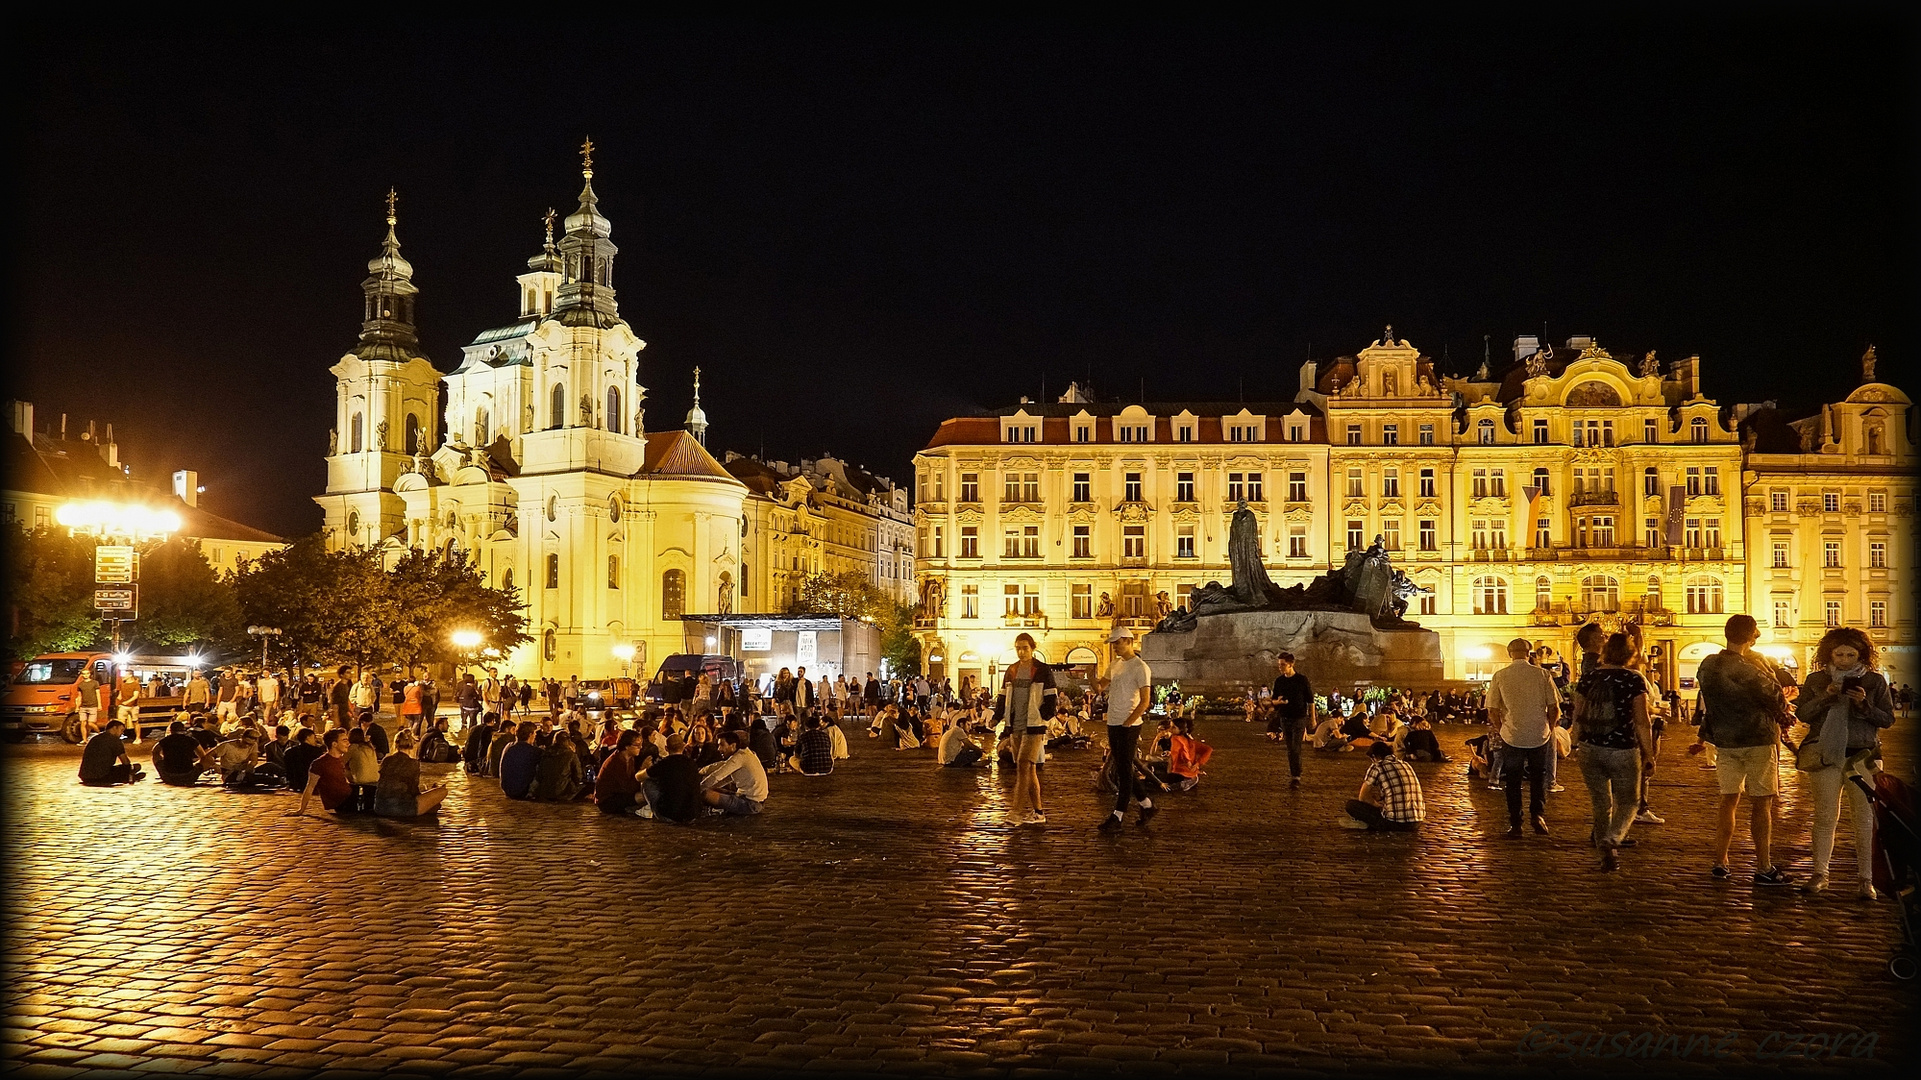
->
<box><xmin>3</xmin><ymin>714</ymin><xmax>1911</xmax><ymax>1077</ymax></box>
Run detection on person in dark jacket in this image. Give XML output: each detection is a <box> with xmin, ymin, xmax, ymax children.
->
<box><xmin>532</xmin><ymin>734</ymin><xmax>587</xmax><ymax>801</ymax></box>
<box><xmin>499</xmin><ymin>722</ymin><xmax>541</xmax><ymax>799</ymax></box>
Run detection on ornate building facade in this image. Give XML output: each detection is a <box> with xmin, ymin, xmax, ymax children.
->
<box><xmin>912</xmin><ymin>333</ymin><xmax>1911</xmax><ymax>691</ymax></box>
<box><xmin>317</xmin><ymin>155</ymin><xmax>750</xmax><ymax>679</ymax></box>
<box><xmin>724</xmin><ymin>453</ymin><xmax>914</xmax><ymax>615</ymax></box>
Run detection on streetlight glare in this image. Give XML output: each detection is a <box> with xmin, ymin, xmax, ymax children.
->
<box><xmin>450</xmin><ymin>630</ymin><xmax>483</xmax><ymax>649</ymax></box>
<box><xmin>611</xmin><ymin>644</ymin><xmax>635</xmax><ymax>662</ymax></box>
<box><xmin>55</xmin><ymin>500</ymin><xmax>182</xmax><ymax>539</ymax></box>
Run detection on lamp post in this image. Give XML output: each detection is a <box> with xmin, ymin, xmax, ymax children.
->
<box><xmin>450</xmin><ymin>629</ymin><xmax>483</xmax><ymax>677</ymax></box>
<box><xmin>611</xmin><ymin>643</ymin><xmax>635</xmax><ymax>678</ymax></box>
<box><xmin>56</xmin><ymin>500</ymin><xmax>179</xmax><ymax>742</ymax></box>
<box><xmin>247</xmin><ymin>625</ymin><xmax>283</xmax><ymax>671</ymax></box>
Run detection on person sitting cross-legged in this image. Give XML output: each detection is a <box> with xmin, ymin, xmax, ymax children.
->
<box><xmin>789</xmin><ymin>714</ymin><xmax>836</xmax><ymax>776</ymax></box>
<box><xmin>152</xmin><ymin>720</ymin><xmax>212</xmax><ymax>786</ymax></box>
<box><xmin>698</xmin><ymin>728</ymin><xmax>769</xmax><ymax>816</ymax></box>
<box><xmin>1398</xmin><ymin>716</ymin><xmax>1450</xmax><ymax>763</ymax></box>
<box><xmin>499</xmin><ymin>722</ymin><xmax>541</xmax><ymax>800</ymax></box>
<box><xmin>1161</xmin><ymin>715</ymin><xmax>1213</xmax><ymax>792</ymax></box>
<box><xmin>938</xmin><ymin>717</ymin><xmax>985</xmax><ymax>768</ymax></box>
<box><xmin>532</xmin><ymin>732</ymin><xmax>588</xmax><ymax>801</ymax></box>
<box><xmin>596</xmin><ymin>731</ymin><xmax>647</xmax><ymax>814</ymax></box>
<box><xmin>1312</xmin><ymin>710</ymin><xmax>1351</xmax><ymax>751</ymax></box>
<box><xmin>78</xmin><ymin>720</ymin><xmax>145</xmax><ymax>786</ymax></box>
<box><xmin>296</xmin><ymin>728</ymin><xmax>352</xmax><ymax>815</ymax></box>
<box><xmin>374</xmin><ymin>730</ymin><xmax>449</xmax><ymax>818</ymax></box>
<box><xmin>1342</xmin><ymin>741</ymin><xmax>1425</xmax><ymax>832</ymax></box>
<box><xmin>637</xmin><ymin>733</ymin><xmax>704</xmax><ymax>822</ymax></box>
<box><xmin>342</xmin><ymin>728</ymin><xmax>381</xmax><ymax>812</ymax></box>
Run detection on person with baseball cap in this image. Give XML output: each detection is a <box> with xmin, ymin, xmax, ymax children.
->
<box><xmin>1099</xmin><ymin>627</ymin><xmax>1158</xmax><ymax>832</ymax></box>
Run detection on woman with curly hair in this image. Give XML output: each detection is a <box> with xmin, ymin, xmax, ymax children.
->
<box><xmin>1796</xmin><ymin>626</ymin><xmax>1897</xmax><ymax>898</ymax></box>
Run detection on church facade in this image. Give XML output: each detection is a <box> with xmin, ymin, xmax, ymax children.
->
<box><xmin>317</xmin><ymin>154</ymin><xmax>749</xmax><ymax>680</ymax></box>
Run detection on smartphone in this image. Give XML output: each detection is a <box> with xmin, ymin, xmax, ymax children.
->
<box><xmin>1839</xmin><ymin>676</ymin><xmax>1860</xmax><ymax>692</ymax></box>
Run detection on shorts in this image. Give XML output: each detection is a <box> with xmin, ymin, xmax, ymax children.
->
<box><xmin>1015</xmin><ymin>731</ymin><xmax>1048</xmax><ymax>764</ymax></box>
<box><xmin>1715</xmin><ymin>743</ymin><xmax>1779</xmax><ymax>796</ymax></box>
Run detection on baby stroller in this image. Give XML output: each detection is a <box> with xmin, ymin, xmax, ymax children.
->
<box><xmin>1850</xmin><ymin>768</ymin><xmax>1919</xmax><ymax>980</ymax></box>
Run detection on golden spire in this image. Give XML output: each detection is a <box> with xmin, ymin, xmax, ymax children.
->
<box><xmin>580</xmin><ymin>137</ymin><xmax>595</xmax><ymax>180</ymax></box>
<box><xmin>385</xmin><ymin>187</ymin><xmax>398</xmax><ymax>228</ymax></box>
<box><xmin>542</xmin><ymin>207</ymin><xmax>556</xmax><ymax>246</ymax></box>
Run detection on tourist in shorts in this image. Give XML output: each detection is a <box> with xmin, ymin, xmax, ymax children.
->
<box><xmin>1691</xmin><ymin>614</ymin><xmax>1793</xmax><ymax>885</ymax></box>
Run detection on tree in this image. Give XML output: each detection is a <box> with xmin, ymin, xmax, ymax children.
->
<box><xmin>387</xmin><ymin>547</ymin><xmax>530</xmax><ymax>674</ymax></box>
<box><xmin>232</xmin><ymin>536</ymin><xmax>397</xmax><ymax>672</ymax></box>
<box><xmin>2</xmin><ymin>525</ymin><xmax>98</xmax><ymax>660</ymax></box>
<box><xmin>877</xmin><ymin>599</ymin><xmax>922</xmax><ymax>675</ymax></box>
<box><xmin>129</xmin><ymin>538</ymin><xmax>244</xmax><ymax>654</ymax></box>
<box><xmin>787</xmin><ymin>570</ymin><xmax>883</xmax><ymax>619</ymax></box>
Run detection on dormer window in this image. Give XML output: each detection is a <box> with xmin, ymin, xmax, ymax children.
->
<box><xmin>1287</xmin><ymin>420</ymin><xmax>1306</xmax><ymax>442</ymax></box>
<box><xmin>1003</xmin><ymin>424</ymin><xmax>1038</xmax><ymax>443</ymax></box>
<box><xmin>1177</xmin><ymin>425</ymin><xmax>1194</xmax><ymax>442</ymax></box>
<box><xmin>1075</xmin><ymin>424</ymin><xmax>1091</xmax><ymax>443</ymax></box>
<box><xmin>1478</xmin><ymin>418</ymin><xmax>1496</xmax><ymax>444</ymax></box>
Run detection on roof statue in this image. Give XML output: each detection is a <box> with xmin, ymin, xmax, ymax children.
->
<box><xmin>1640</xmin><ymin>350</ymin><xmax>1659</xmax><ymax>377</ymax></box>
<box><xmin>1863</xmin><ymin>345</ymin><xmax>1877</xmax><ymax>383</ymax></box>
<box><xmin>1156</xmin><ymin>509</ymin><xmax>1432</xmax><ymax>633</ymax></box>
<box><xmin>1525</xmin><ymin>348</ymin><xmax>1549</xmax><ymax>378</ymax></box>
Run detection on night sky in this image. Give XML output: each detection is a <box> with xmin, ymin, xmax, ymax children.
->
<box><xmin>13</xmin><ymin>19</ymin><xmax>1915</xmax><ymax>539</ymax></box>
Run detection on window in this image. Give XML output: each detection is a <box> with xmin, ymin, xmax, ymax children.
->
<box><xmin>1021</xmin><ymin>526</ymin><xmax>1039</xmax><ymax>558</ymax></box>
<box><xmin>607</xmin><ymin>388</ymin><xmax>621</xmax><ymax>433</ymax></box>
<box><xmin>1288</xmin><ymin>529</ymin><xmax>1308</xmax><ymax>558</ymax></box>
<box><xmin>1772</xmin><ymin>541</ymin><xmax>1790</xmax><ymax>569</ymax></box>
<box><xmin>962</xmin><ymin>584</ymin><xmax>979</xmax><ymax>619</ymax></box>
<box><xmin>960</xmin><ymin>473</ymin><xmax>979</xmax><ymax>503</ymax></box>
<box><xmin>550</xmin><ymin>383</ymin><xmax>567</xmax><ymax>429</ymax></box>
<box><xmin>1590</xmin><ymin>516</ymin><xmax>1615</xmax><ymax>547</ymax></box>
<box><xmin>1419</xmin><ymin>519</ymin><xmax>1437</xmax><ymax>551</ymax></box>
<box><xmin>1703</xmin><ymin>467</ymin><xmax>1720</xmax><ymax>496</ymax></box>
<box><xmin>347</xmin><ymin>509</ymin><xmax>360</xmax><ymax>535</ymax></box>
<box><xmin>1646</xmin><ymin>518</ymin><xmax>1664</xmax><ymax>550</ymax></box>
<box><xmin>1382</xmin><ymin>469</ymin><xmax>1400</xmax><ymax>498</ymax></box>
<box><xmin>1471</xmin><ymin>519</ymin><xmax>1488</xmax><ymax>550</ymax></box>
<box><xmin>1472</xmin><ymin>469</ymin><xmax>1488</xmax><ymax>498</ymax></box>
<box><xmin>1288</xmin><ymin>472</ymin><xmax>1308</xmax><ymax>502</ymax></box>
<box><xmin>1535</xmin><ymin>576</ymin><xmax>1553</xmax><ymax>611</ymax></box>
<box><xmin>1246</xmin><ymin>473</ymin><xmax>1263</xmax><ymax>502</ymax></box>
<box><xmin>1346</xmin><ymin>520</ymin><xmax>1364</xmax><ymax>551</ymax></box>
<box><xmin>1535</xmin><ymin>517</ymin><xmax>1552</xmax><ymax>549</ymax></box>
<box><xmin>1122</xmin><ymin>582</ymin><xmax>1148</xmax><ymax>617</ymax></box>
<box><xmin>543</xmin><ymin>628</ymin><xmax>556</xmax><ymax>662</ymax></box>
<box><xmin>1176</xmin><ymin>472</ymin><xmax>1195</xmax><ymax>502</ymax></box>
<box><xmin>350</xmin><ymin>412</ymin><xmax>364</xmax><ymax>453</ymax></box>
<box><xmin>1491</xmin><ymin>519</ymin><xmax>1508</xmax><ymax>549</ymax></box>
<box><xmin>1382</xmin><ymin>520</ymin><xmax>1401</xmax><ymax>551</ymax></box>
<box><xmin>1124</xmin><ymin>472</ymin><xmax>1143</xmax><ymax>502</ymax></box>
<box><xmin>661</xmin><ymin>569</ymin><xmax>685</xmax><ymax>619</ymax></box>
<box><xmin>1473</xmin><ymin>576</ymin><xmax>1508</xmax><ymax>615</ymax></box>
<box><xmin>960</xmin><ymin>527</ymin><xmax>979</xmax><ymax>559</ymax></box>
<box><xmin>1826</xmin><ymin>600</ymin><xmax>1842</xmax><ymax>628</ymax></box>
<box><xmin>1346</xmin><ymin>468</ymin><xmax>1364</xmax><ymax>498</ymax></box>
<box><xmin>1871</xmin><ymin>600</ymin><xmax>1887</xmax><ymax>628</ymax></box>
<box><xmin>1691</xmin><ymin>416</ymin><xmax>1709</xmax><ymax>443</ymax></box>
<box><xmin>1420</xmin><ymin>591</ymin><xmax>1436</xmax><ymax>616</ymax></box>
<box><xmin>1533</xmin><ymin>418</ymin><xmax>1550</xmax><ymax>444</ymax></box>
<box><xmin>1382</xmin><ymin>424</ymin><xmax>1399</xmax><ymax>446</ymax></box>
<box><xmin>404</xmin><ymin>413</ymin><xmax>421</xmax><ymax>454</ymax></box>
<box><xmin>1491</xmin><ymin>470</ymin><xmax>1507</xmax><ymax>498</ymax></box>
<box><xmin>1178</xmin><ymin>584</ymin><xmax>1194</xmax><ymax>611</ymax></box>
<box><xmin>1686</xmin><ymin>467</ymin><xmax>1702</xmax><ymax>497</ymax></box>
<box><xmin>1686</xmin><ymin>576</ymin><xmax>1724</xmax><ymax>614</ymax></box>
<box><xmin>1122</xmin><ymin>525</ymin><xmax>1146</xmax><ymax>558</ymax></box>
<box><xmin>1582</xmin><ymin>575</ymin><xmax>1621</xmax><ymax>613</ymax></box>
<box><xmin>1419</xmin><ymin>424</ymin><xmax>1435</xmax><ymax>446</ymax></box>
<box><xmin>1479</xmin><ymin>419</ymin><xmax>1496</xmax><ymax>444</ymax></box>
<box><xmin>1072</xmin><ymin>583</ymin><xmax>1092</xmax><ymax>620</ymax></box>
<box><xmin>1869</xmin><ymin>491</ymin><xmax>1886</xmax><ymax>513</ymax></box>
<box><xmin>1118</xmin><ymin>424</ymin><xmax>1149</xmax><ymax>443</ymax></box>
<box><xmin>1774</xmin><ymin>599</ymin><xmax>1791</xmax><ymax>629</ymax></box>
<box><xmin>1072</xmin><ymin>472</ymin><xmax>1091</xmax><ymax>502</ymax></box>
<box><xmin>1075</xmin><ymin>424</ymin><xmax>1091</xmax><ymax>443</ymax></box>
<box><xmin>1346</xmin><ymin>424</ymin><xmax>1362</xmax><ymax>446</ymax></box>
<box><xmin>1823</xmin><ymin>540</ymin><xmax>1841</xmax><ymax>568</ymax></box>
<box><xmin>607</xmin><ymin>554</ymin><xmax>621</xmax><ymax>588</ymax></box>
<box><xmin>1419</xmin><ymin>468</ymin><xmax>1435</xmax><ymax>498</ymax></box>
<box><xmin>1003</xmin><ymin>584</ymin><xmax>1021</xmax><ymax>617</ymax></box>
<box><xmin>933</xmin><ymin>472</ymin><xmax>944</xmax><ymax>501</ymax></box>
<box><xmin>1644</xmin><ymin>467</ymin><xmax>1660</xmax><ymax>497</ymax></box>
<box><xmin>1870</xmin><ymin>541</ymin><xmax>1887</xmax><ymax>568</ymax></box>
<box><xmin>1644</xmin><ymin>418</ymin><xmax>1660</xmax><ymax>444</ymax></box>
<box><xmin>1072</xmin><ymin>525</ymin><xmax>1091</xmax><ymax>559</ymax></box>
<box><xmin>1685</xmin><ymin>518</ymin><xmax>1702</xmax><ymax>548</ymax></box>
<box><xmin>1770</xmin><ymin>490</ymin><xmax>1788</xmax><ymax>512</ymax></box>
<box><xmin>545</xmin><ymin>553</ymin><xmax>560</xmax><ymax>589</ymax></box>
<box><xmin>1003</xmin><ymin>529</ymin><xmax>1020</xmax><ymax>558</ymax></box>
<box><xmin>1003</xmin><ymin>472</ymin><xmax>1039</xmax><ymax>503</ymax></box>
<box><xmin>1704</xmin><ymin>518</ymin><xmax>1721</xmax><ymax>548</ymax></box>
<box><xmin>1176</xmin><ymin>525</ymin><xmax>1196</xmax><ymax>559</ymax></box>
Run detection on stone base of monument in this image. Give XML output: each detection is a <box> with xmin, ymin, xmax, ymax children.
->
<box><xmin>1140</xmin><ymin>610</ymin><xmax>1445</xmax><ymax>696</ymax></box>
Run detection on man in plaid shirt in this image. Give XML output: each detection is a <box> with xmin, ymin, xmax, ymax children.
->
<box><xmin>1343</xmin><ymin>741</ymin><xmax>1425</xmax><ymax>831</ymax></box>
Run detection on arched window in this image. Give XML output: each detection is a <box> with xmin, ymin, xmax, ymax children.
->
<box><xmin>1691</xmin><ymin>416</ymin><xmax>1709</xmax><ymax>443</ymax></box>
<box><xmin>1581</xmin><ymin>574</ymin><xmax>1621</xmax><ymax>612</ymax></box>
<box><xmin>1535</xmin><ymin>576</ymin><xmax>1553</xmax><ymax>612</ymax></box>
<box><xmin>1472</xmin><ymin>576</ymin><xmax>1508</xmax><ymax>615</ymax></box>
<box><xmin>502</xmin><ymin>567</ymin><xmax>515</xmax><ymax>593</ymax></box>
<box><xmin>542</xmin><ymin>628</ymin><xmax>557</xmax><ymax>662</ymax></box>
<box><xmin>545</xmin><ymin>553</ymin><xmax>559</xmax><ymax>589</ymax></box>
<box><xmin>1531</xmin><ymin>467</ymin><xmax>1551</xmax><ymax>496</ymax></box>
<box><xmin>475</xmin><ymin>406</ymin><xmax>490</xmax><ymax>446</ymax></box>
<box><xmin>550</xmin><ymin>384</ymin><xmax>567</xmax><ymax>429</ymax></box>
<box><xmin>404</xmin><ymin>413</ymin><xmax>421</xmax><ymax>455</ymax></box>
<box><xmin>662</xmin><ymin>569</ymin><xmax>685</xmax><ymax>619</ymax></box>
<box><xmin>350</xmin><ymin>412</ymin><xmax>364</xmax><ymax>453</ymax></box>
<box><xmin>608</xmin><ymin>554</ymin><xmax>621</xmax><ymax>589</ymax></box>
<box><xmin>1686</xmin><ymin>575</ymin><xmax>1724</xmax><ymax>614</ymax></box>
<box><xmin>1478</xmin><ymin>418</ymin><xmax>1496</xmax><ymax>445</ymax></box>
<box><xmin>1643</xmin><ymin>467</ymin><xmax>1660</xmax><ymax>497</ymax></box>
<box><xmin>607</xmin><ymin>387</ymin><xmax>622</xmax><ymax>434</ymax></box>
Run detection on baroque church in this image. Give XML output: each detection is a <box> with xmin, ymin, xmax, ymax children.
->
<box><xmin>316</xmin><ymin>146</ymin><xmax>749</xmax><ymax>679</ymax></box>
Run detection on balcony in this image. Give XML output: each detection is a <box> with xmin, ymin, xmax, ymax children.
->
<box><xmin>1001</xmin><ymin>614</ymin><xmax>1048</xmax><ymax>629</ymax></box>
<box><xmin>1120</xmin><ymin>614</ymin><xmax>1158</xmax><ymax>630</ymax></box>
<box><xmin>913</xmin><ymin>615</ymin><xmax>939</xmax><ymax>630</ymax></box>
<box><xmin>1569</xmin><ymin>490</ymin><xmax>1620</xmax><ymax>507</ymax></box>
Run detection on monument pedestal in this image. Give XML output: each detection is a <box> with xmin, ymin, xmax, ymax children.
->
<box><xmin>1140</xmin><ymin>610</ymin><xmax>1443</xmax><ymax>696</ymax></box>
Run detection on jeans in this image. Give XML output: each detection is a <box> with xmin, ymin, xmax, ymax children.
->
<box><xmin>1344</xmin><ymin>799</ymin><xmax>1418</xmax><ymax>831</ymax></box>
<box><xmin>1578</xmin><ymin>745</ymin><xmax>1641</xmax><ymax>847</ymax></box>
<box><xmin>1107</xmin><ymin>725</ymin><xmax>1148</xmax><ymax>814</ymax></box>
<box><xmin>1808</xmin><ymin>762</ymin><xmax>1876</xmax><ymax>881</ymax></box>
<box><xmin>1279</xmin><ymin>719</ymin><xmax>1305</xmax><ymax>778</ymax></box>
<box><xmin>1503</xmin><ymin>742</ymin><xmax>1551</xmax><ymax>824</ymax></box>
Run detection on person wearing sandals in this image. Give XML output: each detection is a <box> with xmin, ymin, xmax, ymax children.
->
<box><xmin>1572</xmin><ymin>633</ymin><xmax>1655</xmax><ymax>872</ymax></box>
<box><xmin>1795</xmin><ymin>627</ymin><xmax>1897</xmax><ymax>899</ymax></box>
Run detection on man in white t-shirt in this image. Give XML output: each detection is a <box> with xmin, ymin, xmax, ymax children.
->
<box><xmin>1099</xmin><ymin>627</ymin><xmax>1157</xmax><ymax>832</ymax></box>
<box><xmin>256</xmin><ymin>672</ymin><xmax>281</xmax><ymax>724</ymax></box>
<box><xmin>1486</xmin><ymin>637</ymin><xmax>1559</xmax><ymax>837</ymax></box>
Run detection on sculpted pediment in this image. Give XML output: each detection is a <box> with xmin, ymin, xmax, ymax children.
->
<box><xmin>1283</xmin><ymin>505</ymin><xmax>1316</xmax><ymax>522</ymax></box>
<box><xmin>1471</xmin><ymin>496</ymin><xmax>1510</xmax><ymax>515</ymax></box>
<box><xmin>1414</xmin><ymin>500</ymin><xmax>1443</xmax><ymax>517</ymax></box>
<box><xmin>1115</xmin><ymin>503</ymin><xmax>1153</xmax><ymax>523</ymax></box>
<box><xmin>1000</xmin><ymin>504</ymin><xmax>1046</xmax><ymax>522</ymax></box>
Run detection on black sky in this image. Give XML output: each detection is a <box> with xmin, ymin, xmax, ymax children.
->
<box><xmin>12</xmin><ymin>18</ymin><xmax>1916</xmax><ymax>538</ymax></box>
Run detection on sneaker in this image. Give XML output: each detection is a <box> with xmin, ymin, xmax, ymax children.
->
<box><xmin>1634</xmin><ymin>809</ymin><xmax>1665</xmax><ymax>825</ymax></box>
<box><xmin>1289</xmin><ymin>776</ymin><xmax>1302</xmax><ymax>789</ymax></box>
<box><xmin>1026</xmin><ymin>811</ymin><xmax>1047</xmax><ymax>825</ymax></box>
<box><xmin>1548</xmin><ymin>784</ymin><xmax>1566</xmax><ymax>794</ymax></box>
<box><xmin>1601</xmin><ymin>849</ymin><xmax>1619</xmax><ymax>872</ymax></box>
<box><xmin>1617</xmin><ymin>838</ymin><xmax>1638</xmax><ymax>848</ymax></box>
<box><xmin>1097</xmin><ymin>815</ymin><xmax>1124</xmax><ymax>834</ymax></box>
<box><xmin>1338</xmin><ymin>816</ymin><xmax>1369</xmax><ymax>830</ymax></box>
<box><xmin>1857</xmin><ymin>880</ymin><xmax>1879</xmax><ymax>901</ymax></box>
<box><xmin>631</xmin><ymin>805</ymin><xmax>655</xmax><ymax>819</ymax></box>
<box><xmin>1002</xmin><ymin>812</ymin><xmax>1028</xmax><ymax>827</ymax></box>
<box><xmin>1505</xmin><ymin>824</ymin><xmax>1523</xmax><ymax>838</ymax></box>
<box><xmin>1532</xmin><ymin>817</ymin><xmax>1550</xmax><ymax>836</ymax></box>
<box><xmin>1710</xmin><ymin>864</ymin><xmax>1732</xmax><ymax>880</ymax></box>
<box><xmin>1802</xmin><ymin>871</ymin><xmax>1830</xmax><ymax>894</ymax></box>
<box><xmin>1136</xmin><ymin>804</ymin><xmax>1159</xmax><ymax>827</ymax></box>
<box><xmin>1753</xmin><ymin>867</ymin><xmax>1794</xmax><ymax>887</ymax></box>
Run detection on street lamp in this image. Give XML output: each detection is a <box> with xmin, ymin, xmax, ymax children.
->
<box><xmin>247</xmin><ymin>625</ymin><xmax>283</xmax><ymax>670</ymax></box>
<box><xmin>451</xmin><ymin>629</ymin><xmax>483</xmax><ymax>676</ymax></box>
<box><xmin>611</xmin><ymin>643</ymin><xmax>635</xmax><ymax>677</ymax></box>
<box><xmin>58</xmin><ymin>499</ymin><xmax>180</xmax><ymax>677</ymax></box>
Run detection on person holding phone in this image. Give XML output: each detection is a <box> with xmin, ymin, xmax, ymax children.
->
<box><xmin>1795</xmin><ymin>627</ymin><xmax>1897</xmax><ymax>898</ymax></box>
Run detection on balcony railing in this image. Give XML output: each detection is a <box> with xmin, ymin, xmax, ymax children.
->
<box><xmin>1001</xmin><ymin>614</ymin><xmax>1047</xmax><ymax>629</ymax></box>
<box><xmin>1570</xmin><ymin>490</ymin><xmax>1620</xmax><ymax>507</ymax></box>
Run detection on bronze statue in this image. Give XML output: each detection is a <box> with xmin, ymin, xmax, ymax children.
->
<box><xmin>1156</xmin><ymin>508</ymin><xmax>1430</xmax><ymax>632</ymax></box>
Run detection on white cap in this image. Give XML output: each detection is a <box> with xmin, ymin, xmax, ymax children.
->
<box><xmin>1106</xmin><ymin>627</ymin><xmax>1137</xmax><ymax>643</ymax></box>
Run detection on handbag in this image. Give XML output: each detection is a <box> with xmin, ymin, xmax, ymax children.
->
<box><xmin>1792</xmin><ymin>738</ymin><xmax>1824</xmax><ymax>772</ymax></box>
